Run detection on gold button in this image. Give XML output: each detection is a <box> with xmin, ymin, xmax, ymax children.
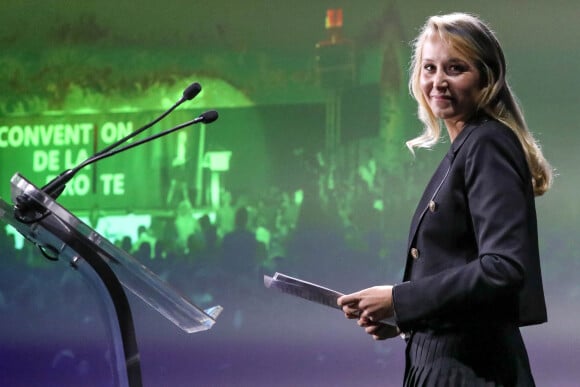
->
<box><xmin>410</xmin><ymin>248</ymin><xmax>420</xmax><ymax>259</ymax></box>
<box><xmin>428</xmin><ymin>200</ymin><xmax>437</xmax><ymax>213</ymax></box>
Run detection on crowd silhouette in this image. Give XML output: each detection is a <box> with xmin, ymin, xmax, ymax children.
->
<box><xmin>0</xmin><ymin>150</ymin><xmax>411</xmax><ymax>384</ymax></box>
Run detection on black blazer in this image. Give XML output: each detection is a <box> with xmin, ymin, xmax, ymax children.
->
<box><xmin>393</xmin><ymin>118</ymin><xmax>547</xmax><ymax>332</ymax></box>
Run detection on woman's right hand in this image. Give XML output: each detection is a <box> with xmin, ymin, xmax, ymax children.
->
<box><xmin>358</xmin><ymin>317</ymin><xmax>400</xmax><ymax>340</ymax></box>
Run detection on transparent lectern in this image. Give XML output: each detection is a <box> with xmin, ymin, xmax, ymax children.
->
<box><xmin>0</xmin><ymin>173</ymin><xmax>222</xmax><ymax>387</ymax></box>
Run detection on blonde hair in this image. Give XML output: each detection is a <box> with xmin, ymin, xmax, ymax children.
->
<box><xmin>407</xmin><ymin>13</ymin><xmax>553</xmax><ymax>196</ymax></box>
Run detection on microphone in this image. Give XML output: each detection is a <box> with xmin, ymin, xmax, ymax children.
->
<box><xmin>181</xmin><ymin>82</ymin><xmax>203</xmax><ymax>102</ymax></box>
<box><xmin>197</xmin><ymin>109</ymin><xmax>218</xmax><ymax>124</ymax></box>
<box><xmin>36</xmin><ymin>82</ymin><xmax>202</xmax><ymax>200</ymax></box>
<box><xmin>95</xmin><ymin>82</ymin><xmax>202</xmax><ymax>158</ymax></box>
<box><xmin>38</xmin><ymin>110</ymin><xmax>219</xmax><ymax>200</ymax></box>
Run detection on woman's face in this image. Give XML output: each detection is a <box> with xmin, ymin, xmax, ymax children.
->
<box><xmin>420</xmin><ymin>34</ymin><xmax>482</xmax><ymax>133</ymax></box>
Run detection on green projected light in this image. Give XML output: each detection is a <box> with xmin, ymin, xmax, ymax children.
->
<box><xmin>0</xmin><ymin>77</ymin><xmax>257</xmax><ymax>212</ymax></box>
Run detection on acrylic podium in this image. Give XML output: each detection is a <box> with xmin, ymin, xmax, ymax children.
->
<box><xmin>0</xmin><ymin>173</ymin><xmax>222</xmax><ymax>387</ymax></box>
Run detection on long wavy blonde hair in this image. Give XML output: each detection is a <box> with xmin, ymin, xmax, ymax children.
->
<box><xmin>407</xmin><ymin>13</ymin><xmax>553</xmax><ymax>196</ymax></box>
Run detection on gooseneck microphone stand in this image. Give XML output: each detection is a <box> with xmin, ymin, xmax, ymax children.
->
<box><xmin>0</xmin><ymin>91</ymin><xmax>222</xmax><ymax>387</ymax></box>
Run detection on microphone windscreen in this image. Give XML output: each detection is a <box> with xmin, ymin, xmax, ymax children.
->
<box><xmin>200</xmin><ymin>110</ymin><xmax>219</xmax><ymax>124</ymax></box>
<box><xmin>183</xmin><ymin>82</ymin><xmax>202</xmax><ymax>100</ymax></box>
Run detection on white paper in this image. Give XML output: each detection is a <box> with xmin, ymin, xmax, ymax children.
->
<box><xmin>264</xmin><ymin>272</ymin><xmax>396</xmax><ymax>326</ymax></box>
<box><xmin>264</xmin><ymin>272</ymin><xmax>343</xmax><ymax>310</ymax></box>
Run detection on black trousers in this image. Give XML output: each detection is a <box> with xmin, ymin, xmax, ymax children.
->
<box><xmin>403</xmin><ymin>325</ymin><xmax>536</xmax><ymax>387</ymax></box>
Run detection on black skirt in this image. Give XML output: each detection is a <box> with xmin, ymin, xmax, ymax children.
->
<box><xmin>403</xmin><ymin>325</ymin><xmax>536</xmax><ymax>387</ymax></box>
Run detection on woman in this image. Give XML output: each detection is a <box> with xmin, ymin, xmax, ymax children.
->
<box><xmin>338</xmin><ymin>13</ymin><xmax>552</xmax><ymax>386</ymax></box>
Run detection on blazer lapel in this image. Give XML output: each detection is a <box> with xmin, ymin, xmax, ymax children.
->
<box><xmin>406</xmin><ymin>120</ymin><xmax>484</xmax><ymax>252</ymax></box>
<box><xmin>407</xmin><ymin>152</ymin><xmax>452</xmax><ymax>250</ymax></box>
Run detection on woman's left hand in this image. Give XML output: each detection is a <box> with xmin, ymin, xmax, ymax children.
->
<box><xmin>337</xmin><ymin>285</ymin><xmax>394</xmax><ymax>322</ymax></box>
